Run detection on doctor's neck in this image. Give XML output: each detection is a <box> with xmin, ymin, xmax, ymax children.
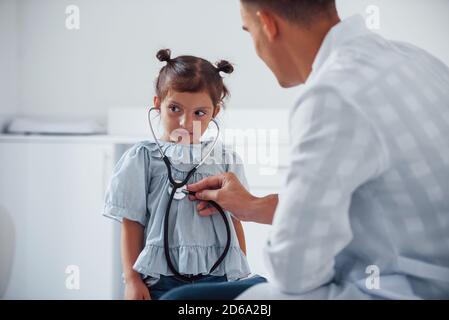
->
<box><xmin>284</xmin><ymin>14</ymin><xmax>341</xmax><ymax>83</ymax></box>
<box><xmin>241</xmin><ymin>0</ymin><xmax>340</xmax><ymax>86</ymax></box>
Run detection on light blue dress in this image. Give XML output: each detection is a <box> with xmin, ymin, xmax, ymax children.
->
<box><xmin>103</xmin><ymin>139</ymin><xmax>251</xmax><ymax>284</ymax></box>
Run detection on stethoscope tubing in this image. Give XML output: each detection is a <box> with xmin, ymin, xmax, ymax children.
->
<box><xmin>148</xmin><ymin>107</ymin><xmax>231</xmax><ymax>282</ymax></box>
<box><xmin>164</xmin><ymin>184</ymin><xmax>231</xmax><ymax>282</ymax></box>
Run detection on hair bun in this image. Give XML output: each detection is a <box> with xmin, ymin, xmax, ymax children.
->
<box><xmin>156</xmin><ymin>49</ymin><xmax>171</xmax><ymax>63</ymax></box>
<box><xmin>216</xmin><ymin>60</ymin><xmax>234</xmax><ymax>74</ymax></box>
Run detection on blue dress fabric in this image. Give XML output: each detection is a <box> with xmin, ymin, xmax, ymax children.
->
<box><xmin>103</xmin><ymin>139</ymin><xmax>251</xmax><ymax>284</ymax></box>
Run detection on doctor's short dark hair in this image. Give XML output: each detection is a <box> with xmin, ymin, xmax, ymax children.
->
<box><xmin>154</xmin><ymin>49</ymin><xmax>233</xmax><ymax>108</ymax></box>
<box><xmin>240</xmin><ymin>0</ymin><xmax>337</xmax><ymax>24</ymax></box>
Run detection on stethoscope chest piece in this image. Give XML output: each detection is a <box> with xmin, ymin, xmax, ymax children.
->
<box><xmin>148</xmin><ymin>107</ymin><xmax>230</xmax><ymax>282</ymax></box>
<box><xmin>168</xmin><ymin>180</ymin><xmax>187</xmax><ymax>200</ymax></box>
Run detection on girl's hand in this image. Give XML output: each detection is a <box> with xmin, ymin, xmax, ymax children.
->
<box><xmin>124</xmin><ymin>276</ymin><xmax>151</xmax><ymax>300</ymax></box>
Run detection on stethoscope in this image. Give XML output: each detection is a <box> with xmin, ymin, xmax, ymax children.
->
<box><xmin>147</xmin><ymin>107</ymin><xmax>231</xmax><ymax>282</ymax></box>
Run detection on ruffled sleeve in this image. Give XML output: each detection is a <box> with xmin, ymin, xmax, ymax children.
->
<box><xmin>103</xmin><ymin>143</ymin><xmax>150</xmax><ymax>226</ymax></box>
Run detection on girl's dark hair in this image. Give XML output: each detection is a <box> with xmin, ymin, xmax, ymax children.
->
<box><xmin>155</xmin><ymin>49</ymin><xmax>234</xmax><ymax>108</ymax></box>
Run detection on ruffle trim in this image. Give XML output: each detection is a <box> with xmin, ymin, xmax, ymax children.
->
<box><xmin>133</xmin><ymin>244</ymin><xmax>251</xmax><ymax>282</ymax></box>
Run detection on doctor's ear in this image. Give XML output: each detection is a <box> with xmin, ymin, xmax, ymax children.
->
<box><xmin>257</xmin><ymin>10</ymin><xmax>279</xmax><ymax>41</ymax></box>
<box><xmin>153</xmin><ymin>96</ymin><xmax>161</xmax><ymax>110</ymax></box>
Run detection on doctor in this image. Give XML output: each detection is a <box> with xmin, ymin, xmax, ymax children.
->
<box><xmin>162</xmin><ymin>0</ymin><xmax>449</xmax><ymax>299</ymax></box>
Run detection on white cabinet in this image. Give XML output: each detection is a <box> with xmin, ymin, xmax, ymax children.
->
<box><xmin>0</xmin><ymin>139</ymin><xmax>122</xmax><ymax>299</ymax></box>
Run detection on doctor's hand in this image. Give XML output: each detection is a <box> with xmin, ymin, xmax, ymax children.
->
<box><xmin>187</xmin><ymin>172</ymin><xmax>278</xmax><ymax>225</ymax></box>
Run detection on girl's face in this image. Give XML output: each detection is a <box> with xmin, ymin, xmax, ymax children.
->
<box><xmin>153</xmin><ymin>90</ymin><xmax>220</xmax><ymax>144</ymax></box>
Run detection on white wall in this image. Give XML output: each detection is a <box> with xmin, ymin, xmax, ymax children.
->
<box><xmin>338</xmin><ymin>0</ymin><xmax>449</xmax><ymax>65</ymax></box>
<box><xmin>15</xmin><ymin>0</ymin><xmax>298</xmax><ymax>121</ymax></box>
<box><xmin>11</xmin><ymin>0</ymin><xmax>449</xmax><ymax>122</ymax></box>
<box><xmin>0</xmin><ymin>0</ymin><xmax>18</xmax><ymax>131</ymax></box>
<box><xmin>10</xmin><ymin>0</ymin><xmax>449</xmax><ymax>121</ymax></box>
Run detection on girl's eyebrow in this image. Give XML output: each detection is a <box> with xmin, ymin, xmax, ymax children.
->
<box><xmin>194</xmin><ymin>105</ymin><xmax>213</xmax><ymax>110</ymax></box>
<box><xmin>168</xmin><ymin>100</ymin><xmax>184</xmax><ymax>107</ymax></box>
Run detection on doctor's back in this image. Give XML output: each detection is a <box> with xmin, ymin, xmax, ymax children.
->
<box><xmin>264</xmin><ymin>16</ymin><xmax>449</xmax><ymax>299</ymax></box>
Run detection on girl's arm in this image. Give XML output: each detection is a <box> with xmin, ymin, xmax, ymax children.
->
<box><xmin>232</xmin><ymin>217</ymin><xmax>246</xmax><ymax>255</ymax></box>
<box><xmin>121</xmin><ymin>218</ymin><xmax>151</xmax><ymax>300</ymax></box>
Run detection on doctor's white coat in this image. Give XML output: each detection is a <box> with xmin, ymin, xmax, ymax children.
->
<box><xmin>239</xmin><ymin>15</ymin><xmax>449</xmax><ymax>300</ymax></box>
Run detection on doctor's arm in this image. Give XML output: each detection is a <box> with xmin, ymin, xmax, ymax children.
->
<box><xmin>264</xmin><ymin>88</ymin><xmax>385</xmax><ymax>294</ymax></box>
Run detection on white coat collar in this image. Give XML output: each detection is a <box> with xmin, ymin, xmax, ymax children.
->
<box><xmin>308</xmin><ymin>14</ymin><xmax>370</xmax><ymax>82</ymax></box>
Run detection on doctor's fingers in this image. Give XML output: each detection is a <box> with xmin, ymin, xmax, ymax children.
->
<box><xmin>197</xmin><ymin>204</ymin><xmax>219</xmax><ymax>217</ymax></box>
<box><xmin>196</xmin><ymin>200</ymin><xmax>219</xmax><ymax>213</ymax></box>
<box><xmin>195</xmin><ymin>188</ymin><xmax>221</xmax><ymax>203</ymax></box>
<box><xmin>196</xmin><ymin>200</ymin><xmax>209</xmax><ymax>211</ymax></box>
<box><xmin>187</xmin><ymin>174</ymin><xmax>225</xmax><ymax>193</ymax></box>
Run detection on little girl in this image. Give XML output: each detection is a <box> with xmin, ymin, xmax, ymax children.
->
<box><xmin>103</xmin><ymin>49</ymin><xmax>251</xmax><ymax>300</ymax></box>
